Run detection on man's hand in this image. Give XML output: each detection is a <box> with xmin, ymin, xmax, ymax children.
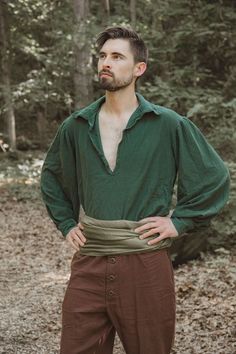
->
<box><xmin>134</xmin><ymin>216</ymin><xmax>178</xmax><ymax>245</ymax></box>
<box><xmin>66</xmin><ymin>222</ymin><xmax>86</xmax><ymax>251</ymax></box>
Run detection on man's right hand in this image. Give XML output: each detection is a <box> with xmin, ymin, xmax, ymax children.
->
<box><xmin>66</xmin><ymin>222</ymin><xmax>86</xmax><ymax>251</ymax></box>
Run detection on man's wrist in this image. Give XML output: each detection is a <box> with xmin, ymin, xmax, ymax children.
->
<box><xmin>171</xmin><ymin>216</ymin><xmax>194</xmax><ymax>236</ymax></box>
<box><xmin>58</xmin><ymin>219</ymin><xmax>78</xmax><ymax>237</ymax></box>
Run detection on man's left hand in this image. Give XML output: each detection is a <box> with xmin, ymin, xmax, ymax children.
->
<box><xmin>134</xmin><ymin>216</ymin><xmax>178</xmax><ymax>245</ymax></box>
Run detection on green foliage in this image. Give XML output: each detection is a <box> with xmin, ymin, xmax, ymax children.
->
<box><xmin>1</xmin><ymin>0</ymin><xmax>75</xmax><ymax>125</ymax></box>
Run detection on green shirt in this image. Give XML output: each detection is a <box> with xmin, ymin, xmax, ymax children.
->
<box><xmin>40</xmin><ymin>93</ymin><xmax>230</xmax><ymax>237</ymax></box>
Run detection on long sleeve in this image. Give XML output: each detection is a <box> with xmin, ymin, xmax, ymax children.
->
<box><xmin>40</xmin><ymin>120</ymin><xmax>80</xmax><ymax>237</ymax></box>
<box><xmin>170</xmin><ymin>116</ymin><xmax>230</xmax><ymax>235</ymax></box>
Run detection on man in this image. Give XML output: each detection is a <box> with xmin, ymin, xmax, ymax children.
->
<box><xmin>41</xmin><ymin>27</ymin><xmax>230</xmax><ymax>354</ymax></box>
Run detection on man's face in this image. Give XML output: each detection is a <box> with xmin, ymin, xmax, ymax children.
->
<box><xmin>97</xmin><ymin>38</ymin><xmax>141</xmax><ymax>92</ymax></box>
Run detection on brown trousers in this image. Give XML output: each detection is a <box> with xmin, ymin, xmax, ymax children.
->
<box><xmin>60</xmin><ymin>249</ymin><xmax>175</xmax><ymax>354</ymax></box>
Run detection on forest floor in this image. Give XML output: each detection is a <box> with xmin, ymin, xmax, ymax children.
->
<box><xmin>0</xmin><ymin>152</ymin><xmax>235</xmax><ymax>354</ymax></box>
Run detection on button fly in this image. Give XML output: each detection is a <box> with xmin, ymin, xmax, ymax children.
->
<box><xmin>109</xmin><ymin>257</ymin><xmax>117</xmax><ymax>264</ymax></box>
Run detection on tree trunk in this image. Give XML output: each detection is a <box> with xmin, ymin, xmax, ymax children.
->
<box><xmin>103</xmin><ymin>0</ymin><xmax>110</xmax><ymax>25</ymax></box>
<box><xmin>72</xmin><ymin>0</ymin><xmax>93</xmax><ymax>109</ymax></box>
<box><xmin>0</xmin><ymin>1</ymin><xmax>16</xmax><ymax>150</ymax></box>
<box><xmin>104</xmin><ymin>0</ymin><xmax>110</xmax><ymax>16</ymax></box>
<box><xmin>151</xmin><ymin>1</ymin><xmax>172</xmax><ymax>81</ymax></box>
<box><xmin>130</xmin><ymin>0</ymin><xmax>136</xmax><ymax>28</ymax></box>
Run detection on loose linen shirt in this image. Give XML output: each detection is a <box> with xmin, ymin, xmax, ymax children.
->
<box><xmin>41</xmin><ymin>93</ymin><xmax>230</xmax><ymax>238</ymax></box>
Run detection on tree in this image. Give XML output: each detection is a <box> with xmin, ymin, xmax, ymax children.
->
<box><xmin>1</xmin><ymin>0</ymin><xmax>76</xmax><ymax>142</ymax></box>
<box><xmin>130</xmin><ymin>0</ymin><xmax>136</xmax><ymax>28</ymax></box>
<box><xmin>72</xmin><ymin>0</ymin><xmax>93</xmax><ymax>108</ymax></box>
<box><xmin>0</xmin><ymin>0</ymin><xmax>16</xmax><ymax>150</ymax></box>
<box><xmin>104</xmin><ymin>0</ymin><xmax>110</xmax><ymax>20</ymax></box>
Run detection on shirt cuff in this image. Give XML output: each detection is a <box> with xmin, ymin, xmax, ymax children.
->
<box><xmin>171</xmin><ymin>217</ymin><xmax>195</xmax><ymax>236</ymax></box>
<box><xmin>58</xmin><ymin>219</ymin><xmax>78</xmax><ymax>237</ymax></box>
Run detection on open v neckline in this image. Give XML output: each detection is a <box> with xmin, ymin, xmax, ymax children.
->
<box><xmin>88</xmin><ymin>99</ymin><xmax>150</xmax><ymax>175</ymax></box>
<box><xmin>95</xmin><ymin>111</ymin><xmax>122</xmax><ymax>174</ymax></box>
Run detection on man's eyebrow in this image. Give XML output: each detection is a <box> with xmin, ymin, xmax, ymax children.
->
<box><xmin>99</xmin><ymin>50</ymin><xmax>126</xmax><ymax>58</ymax></box>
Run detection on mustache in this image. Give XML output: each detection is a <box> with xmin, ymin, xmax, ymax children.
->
<box><xmin>99</xmin><ymin>70</ymin><xmax>114</xmax><ymax>77</ymax></box>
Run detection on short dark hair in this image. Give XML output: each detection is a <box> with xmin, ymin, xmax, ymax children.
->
<box><xmin>96</xmin><ymin>26</ymin><xmax>148</xmax><ymax>63</ymax></box>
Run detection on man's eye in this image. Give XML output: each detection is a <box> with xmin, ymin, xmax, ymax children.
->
<box><xmin>99</xmin><ymin>54</ymin><xmax>106</xmax><ymax>59</ymax></box>
<box><xmin>113</xmin><ymin>55</ymin><xmax>121</xmax><ymax>60</ymax></box>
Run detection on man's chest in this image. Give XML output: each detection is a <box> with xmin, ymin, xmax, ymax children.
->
<box><xmin>98</xmin><ymin>114</ymin><xmax>129</xmax><ymax>172</ymax></box>
<box><xmin>76</xmin><ymin>116</ymin><xmax>176</xmax><ymax>179</ymax></box>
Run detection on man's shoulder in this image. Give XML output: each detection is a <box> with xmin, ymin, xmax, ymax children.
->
<box><xmin>60</xmin><ymin>106</ymin><xmax>91</xmax><ymax>131</ymax></box>
<box><xmin>59</xmin><ymin>113</ymin><xmax>79</xmax><ymax>132</ymax></box>
<box><xmin>61</xmin><ymin>96</ymin><xmax>105</xmax><ymax>131</ymax></box>
<box><xmin>151</xmin><ymin>102</ymin><xmax>203</xmax><ymax>135</ymax></box>
<box><xmin>136</xmin><ymin>93</ymin><xmax>184</xmax><ymax>125</ymax></box>
<box><xmin>150</xmin><ymin>102</ymin><xmax>185</xmax><ymax>126</ymax></box>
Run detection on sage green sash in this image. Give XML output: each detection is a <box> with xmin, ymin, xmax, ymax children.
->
<box><xmin>79</xmin><ymin>214</ymin><xmax>172</xmax><ymax>256</ymax></box>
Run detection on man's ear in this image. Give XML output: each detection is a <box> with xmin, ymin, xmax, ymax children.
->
<box><xmin>134</xmin><ymin>62</ymin><xmax>147</xmax><ymax>78</ymax></box>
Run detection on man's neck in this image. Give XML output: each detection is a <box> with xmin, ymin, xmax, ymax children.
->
<box><xmin>102</xmin><ymin>86</ymin><xmax>139</xmax><ymax>118</ymax></box>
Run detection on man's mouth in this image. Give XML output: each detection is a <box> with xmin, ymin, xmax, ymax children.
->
<box><xmin>99</xmin><ymin>72</ymin><xmax>113</xmax><ymax>78</ymax></box>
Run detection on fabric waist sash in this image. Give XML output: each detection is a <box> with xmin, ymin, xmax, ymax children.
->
<box><xmin>79</xmin><ymin>214</ymin><xmax>173</xmax><ymax>256</ymax></box>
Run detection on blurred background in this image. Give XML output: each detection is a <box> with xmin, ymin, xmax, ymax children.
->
<box><xmin>0</xmin><ymin>1</ymin><xmax>235</xmax><ymax>353</ymax></box>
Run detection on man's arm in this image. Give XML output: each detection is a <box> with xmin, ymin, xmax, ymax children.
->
<box><xmin>135</xmin><ymin>116</ymin><xmax>230</xmax><ymax>242</ymax></box>
<box><xmin>40</xmin><ymin>120</ymin><xmax>81</xmax><ymax>238</ymax></box>
<box><xmin>171</xmin><ymin>116</ymin><xmax>230</xmax><ymax>234</ymax></box>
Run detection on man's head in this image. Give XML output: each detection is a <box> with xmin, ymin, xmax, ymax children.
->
<box><xmin>96</xmin><ymin>26</ymin><xmax>148</xmax><ymax>92</ymax></box>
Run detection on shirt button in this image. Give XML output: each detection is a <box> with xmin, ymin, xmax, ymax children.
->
<box><xmin>107</xmin><ymin>274</ymin><xmax>116</xmax><ymax>281</ymax></box>
<box><xmin>109</xmin><ymin>257</ymin><xmax>117</xmax><ymax>264</ymax></box>
<box><xmin>108</xmin><ymin>290</ymin><xmax>115</xmax><ymax>296</ymax></box>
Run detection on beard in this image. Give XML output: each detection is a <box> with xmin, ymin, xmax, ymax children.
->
<box><xmin>98</xmin><ymin>71</ymin><xmax>134</xmax><ymax>91</ymax></box>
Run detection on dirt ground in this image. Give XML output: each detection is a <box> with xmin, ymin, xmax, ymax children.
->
<box><xmin>0</xmin><ymin>178</ymin><xmax>235</xmax><ymax>354</ymax></box>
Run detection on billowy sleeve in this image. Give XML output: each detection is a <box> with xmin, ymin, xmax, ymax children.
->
<box><xmin>40</xmin><ymin>121</ymin><xmax>80</xmax><ymax>236</ymax></box>
<box><xmin>171</xmin><ymin>117</ymin><xmax>230</xmax><ymax>235</ymax></box>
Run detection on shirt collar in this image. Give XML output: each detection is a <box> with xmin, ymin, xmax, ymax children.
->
<box><xmin>72</xmin><ymin>92</ymin><xmax>161</xmax><ymax>130</ymax></box>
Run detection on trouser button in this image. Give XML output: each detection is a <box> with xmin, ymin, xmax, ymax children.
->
<box><xmin>108</xmin><ymin>290</ymin><xmax>115</xmax><ymax>296</ymax></box>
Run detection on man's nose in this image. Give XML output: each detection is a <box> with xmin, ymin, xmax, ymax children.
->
<box><xmin>102</xmin><ymin>56</ymin><xmax>111</xmax><ymax>68</ymax></box>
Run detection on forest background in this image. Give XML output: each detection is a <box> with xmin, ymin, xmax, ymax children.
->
<box><xmin>0</xmin><ymin>1</ymin><xmax>236</xmax><ymax>353</ymax></box>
